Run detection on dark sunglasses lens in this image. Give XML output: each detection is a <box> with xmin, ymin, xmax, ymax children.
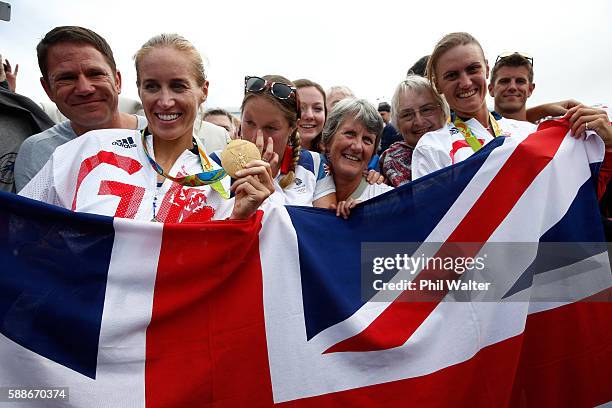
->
<box><xmin>271</xmin><ymin>83</ymin><xmax>293</xmax><ymax>99</ymax></box>
<box><xmin>246</xmin><ymin>77</ymin><xmax>266</xmax><ymax>92</ymax></box>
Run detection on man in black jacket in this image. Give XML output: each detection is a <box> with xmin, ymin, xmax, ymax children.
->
<box><xmin>0</xmin><ymin>70</ymin><xmax>54</xmax><ymax>192</ymax></box>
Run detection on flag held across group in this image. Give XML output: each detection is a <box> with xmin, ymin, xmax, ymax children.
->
<box><xmin>0</xmin><ymin>119</ymin><xmax>610</xmax><ymax>407</ymax></box>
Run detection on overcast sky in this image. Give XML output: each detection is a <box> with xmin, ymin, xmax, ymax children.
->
<box><xmin>1</xmin><ymin>0</ymin><xmax>611</xmax><ymax>112</ymax></box>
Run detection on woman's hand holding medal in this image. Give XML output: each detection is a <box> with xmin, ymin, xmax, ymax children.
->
<box><xmin>224</xmin><ymin>130</ymin><xmax>276</xmax><ymax>219</ymax></box>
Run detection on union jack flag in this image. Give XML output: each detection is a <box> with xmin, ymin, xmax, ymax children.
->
<box><xmin>0</xmin><ymin>120</ymin><xmax>610</xmax><ymax>407</ymax></box>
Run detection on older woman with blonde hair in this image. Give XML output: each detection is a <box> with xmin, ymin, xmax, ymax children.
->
<box><xmin>380</xmin><ymin>75</ymin><xmax>449</xmax><ymax>186</ymax></box>
<box><xmin>21</xmin><ymin>33</ymin><xmax>273</xmax><ymax>222</ymax></box>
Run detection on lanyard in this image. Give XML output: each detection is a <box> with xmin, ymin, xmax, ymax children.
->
<box><xmin>452</xmin><ymin>112</ymin><xmax>503</xmax><ymax>153</ymax></box>
<box><xmin>141</xmin><ymin>129</ymin><xmax>229</xmax><ymax>199</ymax></box>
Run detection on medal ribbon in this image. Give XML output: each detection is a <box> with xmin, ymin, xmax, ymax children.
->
<box><xmin>452</xmin><ymin>112</ymin><xmax>503</xmax><ymax>153</ymax></box>
<box><xmin>141</xmin><ymin>129</ymin><xmax>229</xmax><ymax>199</ymax></box>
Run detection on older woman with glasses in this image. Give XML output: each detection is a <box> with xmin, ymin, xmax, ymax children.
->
<box><xmin>229</xmin><ymin>74</ymin><xmax>335</xmax><ymax>207</ymax></box>
<box><xmin>316</xmin><ymin>98</ymin><xmax>394</xmax><ymax>218</ymax></box>
<box><xmin>380</xmin><ymin>75</ymin><xmax>449</xmax><ymax>186</ymax></box>
<box><xmin>20</xmin><ymin>34</ymin><xmax>273</xmax><ymax>222</ymax></box>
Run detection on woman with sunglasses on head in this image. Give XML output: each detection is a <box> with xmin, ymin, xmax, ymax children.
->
<box><xmin>320</xmin><ymin>98</ymin><xmax>394</xmax><ymax>218</ymax></box>
<box><xmin>380</xmin><ymin>75</ymin><xmax>449</xmax><ymax>187</ymax></box>
<box><xmin>20</xmin><ymin>34</ymin><xmax>273</xmax><ymax>222</ymax></box>
<box><xmin>233</xmin><ymin>75</ymin><xmax>335</xmax><ymax>207</ymax></box>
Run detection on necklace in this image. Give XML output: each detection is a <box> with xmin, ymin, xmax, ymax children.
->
<box><xmin>452</xmin><ymin>112</ymin><xmax>503</xmax><ymax>153</ymax></box>
<box><xmin>140</xmin><ymin>128</ymin><xmax>229</xmax><ymax>198</ymax></box>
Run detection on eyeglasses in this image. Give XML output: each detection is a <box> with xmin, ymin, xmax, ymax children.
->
<box><xmin>399</xmin><ymin>104</ymin><xmax>440</xmax><ymax>122</ymax></box>
<box><xmin>495</xmin><ymin>52</ymin><xmax>533</xmax><ymax>67</ymax></box>
<box><xmin>244</xmin><ymin>76</ymin><xmax>297</xmax><ymax>100</ymax></box>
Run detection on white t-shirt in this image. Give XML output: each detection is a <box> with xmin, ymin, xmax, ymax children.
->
<box><xmin>20</xmin><ymin>128</ymin><xmax>234</xmax><ymax>222</ymax></box>
<box><xmin>412</xmin><ymin>115</ymin><xmax>536</xmax><ymax>179</ymax></box>
<box><xmin>270</xmin><ymin>151</ymin><xmax>321</xmax><ymax>206</ymax></box>
<box><xmin>350</xmin><ymin>178</ymin><xmax>394</xmax><ymax>201</ymax></box>
<box><xmin>313</xmin><ymin>153</ymin><xmax>394</xmax><ymax>202</ymax></box>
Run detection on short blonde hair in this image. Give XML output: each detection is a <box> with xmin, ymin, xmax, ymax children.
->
<box><xmin>134</xmin><ymin>33</ymin><xmax>206</xmax><ymax>87</ymax></box>
<box><xmin>391</xmin><ymin>75</ymin><xmax>450</xmax><ymax>129</ymax></box>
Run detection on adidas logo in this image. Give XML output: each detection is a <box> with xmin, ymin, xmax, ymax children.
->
<box><xmin>112</xmin><ymin>137</ymin><xmax>137</xmax><ymax>148</ymax></box>
<box><xmin>294</xmin><ymin>178</ymin><xmax>303</xmax><ymax>186</ymax></box>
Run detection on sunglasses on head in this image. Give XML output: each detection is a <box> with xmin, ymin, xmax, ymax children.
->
<box><xmin>495</xmin><ymin>52</ymin><xmax>533</xmax><ymax>67</ymax></box>
<box><xmin>244</xmin><ymin>76</ymin><xmax>297</xmax><ymax>100</ymax></box>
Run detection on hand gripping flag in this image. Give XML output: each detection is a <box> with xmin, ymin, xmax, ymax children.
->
<box><xmin>0</xmin><ymin>119</ymin><xmax>610</xmax><ymax>407</ymax></box>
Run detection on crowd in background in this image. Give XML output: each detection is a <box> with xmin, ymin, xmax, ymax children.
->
<box><xmin>1</xmin><ymin>26</ymin><xmax>612</xmax><ymax>229</ymax></box>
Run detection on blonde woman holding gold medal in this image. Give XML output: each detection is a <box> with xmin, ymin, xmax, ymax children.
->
<box><xmin>21</xmin><ymin>34</ymin><xmax>273</xmax><ymax>222</ymax></box>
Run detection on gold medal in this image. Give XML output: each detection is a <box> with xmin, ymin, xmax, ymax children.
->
<box><xmin>221</xmin><ymin>140</ymin><xmax>262</xmax><ymax>178</ymax></box>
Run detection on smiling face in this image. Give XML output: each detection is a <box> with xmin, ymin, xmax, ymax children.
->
<box><xmin>396</xmin><ymin>89</ymin><xmax>446</xmax><ymax>147</ymax></box>
<box><xmin>297</xmin><ymin>86</ymin><xmax>326</xmax><ymax>148</ymax></box>
<box><xmin>241</xmin><ymin>95</ymin><xmax>294</xmax><ymax>162</ymax></box>
<box><xmin>41</xmin><ymin>43</ymin><xmax>122</xmax><ymax>135</ymax></box>
<box><xmin>327</xmin><ymin>116</ymin><xmax>376</xmax><ymax>181</ymax></box>
<box><xmin>137</xmin><ymin>46</ymin><xmax>207</xmax><ymax>144</ymax></box>
<box><xmin>488</xmin><ymin>65</ymin><xmax>534</xmax><ymax>115</ymax></box>
<box><xmin>434</xmin><ymin>43</ymin><xmax>489</xmax><ymax>119</ymax></box>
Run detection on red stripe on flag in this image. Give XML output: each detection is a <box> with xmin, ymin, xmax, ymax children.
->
<box><xmin>510</xmin><ymin>290</ymin><xmax>612</xmax><ymax>407</ymax></box>
<box><xmin>326</xmin><ymin>121</ymin><xmax>571</xmax><ymax>353</ymax></box>
<box><xmin>145</xmin><ymin>211</ymin><xmax>274</xmax><ymax>407</ymax></box>
<box><xmin>281</xmin><ymin>300</ymin><xmax>612</xmax><ymax>407</ymax></box>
